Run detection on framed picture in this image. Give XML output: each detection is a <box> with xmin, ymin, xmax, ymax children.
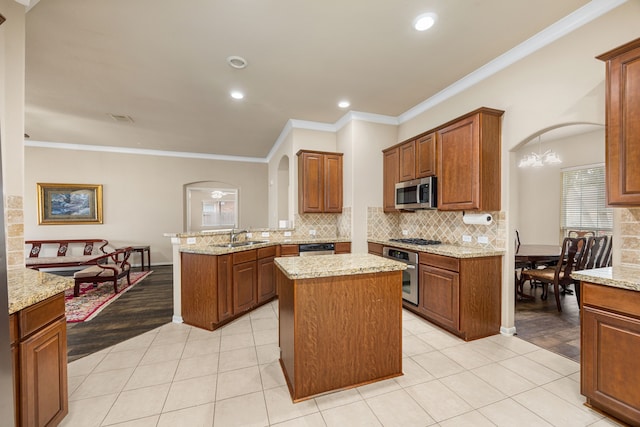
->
<box><xmin>37</xmin><ymin>183</ymin><xmax>103</xmax><ymax>225</ymax></box>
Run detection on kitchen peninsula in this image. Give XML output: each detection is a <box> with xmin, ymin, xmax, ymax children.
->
<box><xmin>275</xmin><ymin>253</ymin><xmax>406</xmax><ymax>401</ymax></box>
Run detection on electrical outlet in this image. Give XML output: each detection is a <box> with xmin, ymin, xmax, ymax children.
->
<box><xmin>478</xmin><ymin>236</ymin><xmax>489</xmax><ymax>244</ymax></box>
<box><xmin>261</xmin><ymin>231</ymin><xmax>270</xmax><ymax>237</ymax></box>
<box><xmin>246</xmin><ymin>232</ymin><xmax>253</xmax><ymax>238</ymax></box>
<box><xmin>170</xmin><ymin>237</ymin><xmax>180</xmax><ymax>244</ymax></box>
<box><xmin>309</xmin><ymin>229</ymin><xmax>316</xmax><ymax>236</ymax></box>
<box><xmin>462</xmin><ymin>235</ymin><xmax>472</xmax><ymax>243</ymax></box>
<box><xmin>284</xmin><ymin>231</ymin><xmax>292</xmax><ymax>237</ymax></box>
<box><xmin>186</xmin><ymin>237</ymin><xmax>196</xmax><ymax>244</ymax></box>
<box><xmin>402</xmin><ymin>229</ymin><xmax>409</xmax><ymax>236</ymax></box>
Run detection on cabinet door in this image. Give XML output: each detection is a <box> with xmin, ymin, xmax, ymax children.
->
<box><xmin>233</xmin><ymin>260</ymin><xmax>257</xmax><ymax>314</ymax></box>
<box><xmin>399</xmin><ymin>140</ymin><xmax>416</xmax><ymax>182</ymax></box>
<box><xmin>383</xmin><ymin>148</ymin><xmax>400</xmax><ymax>212</ymax></box>
<box><xmin>582</xmin><ymin>305</ymin><xmax>640</xmax><ymax>425</ymax></box>
<box><xmin>416</xmin><ymin>133</ymin><xmax>436</xmax><ymax>178</ymax></box>
<box><xmin>298</xmin><ymin>151</ymin><xmax>324</xmax><ymax>213</ymax></box>
<box><xmin>598</xmin><ymin>39</ymin><xmax>640</xmax><ymax>206</ymax></box>
<box><xmin>218</xmin><ymin>254</ymin><xmax>233</xmax><ymax>321</ymax></box>
<box><xmin>20</xmin><ymin>317</ymin><xmax>68</xmax><ymax>427</ymax></box>
<box><xmin>437</xmin><ymin>114</ymin><xmax>479</xmax><ymax>210</ymax></box>
<box><xmin>324</xmin><ymin>153</ymin><xmax>343</xmax><ymax>212</ymax></box>
<box><xmin>257</xmin><ymin>256</ymin><xmax>276</xmax><ymax>303</ymax></box>
<box><xmin>419</xmin><ymin>265</ymin><xmax>460</xmax><ymax>331</ymax></box>
<box><xmin>181</xmin><ymin>253</ymin><xmax>219</xmax><ymax>329</ymax></box>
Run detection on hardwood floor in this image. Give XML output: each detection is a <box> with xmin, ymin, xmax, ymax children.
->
<box><xmin>66</xmin><ymin>265</ymin><xmax>174</xmax><ymax>362</ymax></box>
<box><xmin>63</xmin><ymin>264</ymin><xmax>580</xmax><ymax>364</ymax></box>
<box><xmin>515</xmin><ymin>281</ymin><xmax>580</xmax><ymax>362</ymax></box>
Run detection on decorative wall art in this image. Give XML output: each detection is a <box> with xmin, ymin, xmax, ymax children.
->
<box><xmin>37</xmin><ymin>183</ymin><xmax>103</xmax><ymax>225</ymax></box>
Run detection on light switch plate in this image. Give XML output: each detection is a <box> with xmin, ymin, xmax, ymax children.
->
<box><xmin>284</xmin><ymin>231</ymin><xmax>292</xmax><ymax>237</ymax></box>
<box><xmin>309</xmin><ymin>229</ymin><xmax>316</xmax><ymax>236</ymax></box>
<box><xmin>261</xmin><ymin>231</ymin><xmax>270</xmax><ymax>237</ymax></box>
<box><xmin>186</xmin><ymin>237</ymin><xmax>196</xmax><ymax>244</ymax></box>
<box><xmin>402</xmin><ymin>229</ymin><xmax>409</xmax><ymax>236</ymax></box>
<box><xmin>478</xmin><ymin>236</ymin><xmax>489</xmax><ymax>244</ymax></box>
<box><xmin>246</xmin><ymin>232</ymin><xmax>253</xmax><ymax>238</ymax></box>
<box><xmin>462</xmin><ymin>235</ymin><xmax>472</xmax><ymax>243</ymax></box>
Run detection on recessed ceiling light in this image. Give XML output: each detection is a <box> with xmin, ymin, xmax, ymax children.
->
<box><xmin>227</xmin><ymin>56</ymin><xmax>248</xmax><ymax>69</ymax></box>
<box><xmin>230</xmin><ymin>91</ymin><xmax>244</xmax><ymax>100</ymax></box>
<box><xmin>413</xmin><ymin>13</ymin><xmax>437</xmax><ymax>31</ymax></box>
<box><xmin>338</xmin><ymin>100</ymin><xmax>350</xmax><ymax>109</ymax></box>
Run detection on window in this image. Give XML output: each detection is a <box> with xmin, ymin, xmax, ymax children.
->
<box><xmin>561</xmin><ymin>165</ymin><xmax>612</xmax><ymax>236</ymax></box>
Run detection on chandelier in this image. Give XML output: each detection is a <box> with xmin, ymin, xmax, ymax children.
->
<box><xmin>518</xmin><ymin>136</ymin><xmax>562</xmax><ymax>168</ymax></box>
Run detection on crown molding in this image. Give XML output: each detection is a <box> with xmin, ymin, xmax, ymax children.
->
<box><xmin>24</xmin><ymin>140</ymin><xmax>267</xmax><ymax>163</ymax></box>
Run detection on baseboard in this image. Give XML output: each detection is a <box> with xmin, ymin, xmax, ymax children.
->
<box><xmin>500</xmin><ymin>326</ymin><xmax>516</xmax><ymax>336</ymax></box>
<box><xmin>172</xmin><ymin>315</ymin><xmax>183</xmax><ymax>324</ymax></box>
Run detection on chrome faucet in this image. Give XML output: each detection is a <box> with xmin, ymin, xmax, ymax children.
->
<box><xmin>230</xmin><ymin>228</ymin><xmax>249</xmax><ymax>243</ymax></box>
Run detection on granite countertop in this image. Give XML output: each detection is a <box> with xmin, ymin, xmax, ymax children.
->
<box><xmin>368</xmin><ymin>239</ymin><xmax>505</xmax><ymax>258</ymax></box>
<box><xmin>8</xmin><ymin>268</ymin><xmax>74</xmax><ymax>314</ymax></box>
<box><xmin>275</xmin><ymin>253</ymin><xmax>407</xmax><ymax>280</ymax></box>
<box><xmin>572</xmin><ymin>266</ymin><xmax>640</xmax><ymax>292</ymax></box>
<box><xmin>180</xmin><ymin>237</ymin><xmax>351</xmax><ymax>255</ymax></box>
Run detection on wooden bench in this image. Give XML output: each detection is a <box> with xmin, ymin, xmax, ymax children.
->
<box><xmin>25</xmin><ymin>239</ymin><xmax>110</xmax><ymax>270</ymax></box>
<box><xmin>73</xmin><ymin>247</ymin><xmax>133</xmax><ymax>297</ymax></box>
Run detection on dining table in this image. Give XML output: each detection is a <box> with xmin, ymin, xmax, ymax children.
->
<box><xmin>515</xmin><ymin>244</ymin><xmax>562</xmax><ymax>300</ymax></box>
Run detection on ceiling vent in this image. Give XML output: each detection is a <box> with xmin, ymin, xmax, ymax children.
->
<box><xmin>108</xmin><ymin>114</ymin><xmax>134</xmax><ymax>123</ymax></box>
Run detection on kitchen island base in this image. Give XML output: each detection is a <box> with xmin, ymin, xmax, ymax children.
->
<box><xmin>277</xmin><ymin>268</ymin><xmax>403</xmax><ymax>402</ymax></box>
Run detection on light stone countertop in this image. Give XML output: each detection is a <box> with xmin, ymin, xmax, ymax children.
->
<box><xmin>8</xmin><ymin>268</ymin><xmax>74</xmax><ymax>314</ymax></box>
<box><xmin>572</xmin><ymin>266</ymin><xmax>640</xmax><ymax>292</ymax></box>
<box><xmin>180</xmin><ymin>237</ymin><xmax>351</xmax><ymax>255</ymax></box>
<box><xmin>368</xmin><ymin>239</ymin><xmax>505</xmax><ymax>258</ymax></box>
<box><xmin>275</xmin><ymin>253</ymin><xmax>407</xmax><ymax>280</ymax></box>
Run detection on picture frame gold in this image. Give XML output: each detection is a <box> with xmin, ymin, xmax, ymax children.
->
<box><xmin>37</xmin><ymin>183</ymin><xmax>103</xmax><ymax>225</ymax></box>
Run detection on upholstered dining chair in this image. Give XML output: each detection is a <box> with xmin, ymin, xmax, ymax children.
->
<box><xmin>567</xmin><ymin>230</ymin><xmax>596</xmax><ymax>238</ymax></box>
<box><xmin>519</xmin><ymin>237</ymin><xmax>586</xmax><ymax>312</ymax></box>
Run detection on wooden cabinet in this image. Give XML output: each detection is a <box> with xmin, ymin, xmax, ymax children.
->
<box><xmin>367</xmin><ymin>242</ymin><xmax>383</xmax><ymax>256</ymax></box>
<box><xmin>334</xmin><ymin>242</ymin><xmax>351</xmax><ymax>254</ymax></box>
<box><xmin>11</xmin><ymin>293</ymin><xmax>68</xmax><ymax>427</ymax></box>
<box><xmin>416</xmin><ymin>133</ymin><xmax>436</xmax><ymax>178</ymax></box>
<box><xmin>279</xmin><ymin>244</ymin><xmax>300</xmax><ymax>257</ymax></box>
<box><xmin>182</xmin><ymin>247</ymin><xmax>279</xmax><ymax>331</ymax></box>
<box><xmin>257</xmin><ymin>246</ymin><xmax>277</xmax><ymax>303</ymax></box>
<box><xmin>383</xmin><ymin>147</ymin><xmax>400</xmax><ymax>212</ymax></box>
<box><xmin>436</xmin><ymin>108</ymin><xmax>503</xmax><ymax>211</ymax></box>
<box><xmin>412</xmin><ymin>252</ymin><xmax>501</xmax><ymax>341</ymax></box>
<box><xmin>597</xmin><ymin>38</ymin><xmax>640</xmax><ymax>206</ymax></box>
<box><xmin>399</xmin><ymin>140</ymin><xmax>416</xmax><ymax>182</ymax></box>
<box><xmin>581</xmin><ymin>281</ymin><xmax>640</xmax><ymax>425</ymax></box>
<box><xmin>297</xmin><ymin>150</ymin><xmax>343</xmax><ymax>213</ymax></box>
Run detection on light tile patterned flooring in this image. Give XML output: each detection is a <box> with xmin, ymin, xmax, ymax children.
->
<box><xmin>61</xmin><ymin>302</ymin><xmax>624</xmax><ymax>427</ymax></box>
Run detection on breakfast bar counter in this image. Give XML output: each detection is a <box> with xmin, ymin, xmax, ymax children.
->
<box><xmin>275</xmin><ymin>253</ymin><xmax>406</xmax><ymax>402</ymax></box>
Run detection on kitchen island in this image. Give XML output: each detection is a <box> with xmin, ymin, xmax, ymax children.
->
<box><xmin>275</xmin><ymin>253</ymin><xmax>406</xmax><ymax>402</ymax></box>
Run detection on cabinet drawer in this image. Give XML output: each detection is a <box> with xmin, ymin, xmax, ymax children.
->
<box><xmin>19</xmin><ymin>293</ymin><xmax>65</xmax><ymax>339</ymax></box>
<box><xmin>368</xmin><ymin>242</ymin><xmax>383</xmax><ymax>256</ymax></box>
<box><xmin>233</xmin><ymin>249</ymin><xmax>257</xmax><ymax>264</ymax></box>
<box><xmin>257</xmin><ymin>246</ymin><xmax>277</xmax><ymax>259</ymax></box>
<box><xmin>335</xmin><ymin>242</ymin><xmax>351</xmax><ymax>254</ymax></box>
<box><xmin>9</xmin><ymin>313</ymin><xmax>17</xmax><ymax>345</ymax></box>
<box><xmin>280</xmin><ymin>244</ymin><xmax>299</xmax><ymax>257</ymax></box>
<box><xmin>582</xmin><ymin>282</ymin><xmax>640</xmax><ymax>319</ymax></box>
<box><xmin>419</xmin><ymin>253</ymin><xmax>459</xmax><ymax>272</ymax></box>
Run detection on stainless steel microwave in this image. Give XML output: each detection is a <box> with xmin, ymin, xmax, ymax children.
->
<box><xmin>395</xmin><ymin>177</ymin><xmax>437</xmax><ymax>210</ymax></box>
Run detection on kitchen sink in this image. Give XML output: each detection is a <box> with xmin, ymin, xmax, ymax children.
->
<box><xmin>212</xmin><ymin>240</ymin><xmax>269</xmax><ymax>248</ymax></box>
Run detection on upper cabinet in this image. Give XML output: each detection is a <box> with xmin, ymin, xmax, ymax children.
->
<box><xmin>297</xmin><ymin>150</ymin><xmax>343</xmax><ymax>213</ymax></box>
<box><xmin>416</xmin><ymin>133</ymin><xmax>437</xmax><ymax>178</ymax></box>
<box><xmin>597</xmin><ymin>38</ymin><xmax>640</xmax><ymax>206</ymax></box>
<box><xmin>436</xmin><ymin>108</ymin><xmax>503</xmax><ymax>211</ymax></box>
<box><xmin>383</xmin><ymin>147</ymin><xmax>400</xmax><ymax>212</ymax></box>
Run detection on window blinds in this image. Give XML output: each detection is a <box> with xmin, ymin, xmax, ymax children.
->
<box><xmin>561</xmin><ymin>165</ymin><xmax>612</xmax><ymax>233</ymax></box>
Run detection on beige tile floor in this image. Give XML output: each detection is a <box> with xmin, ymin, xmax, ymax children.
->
<box><xmin>60</xmin><ymin>302</ymin><xmax>624</xmax><ymax>427</ymax></box>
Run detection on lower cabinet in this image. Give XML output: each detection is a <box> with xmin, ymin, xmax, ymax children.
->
<box><xmin>334</xmin><ymin>242</ymin><xmax>351</xmax><ymax>254</ymax></box>
<box><xmin>581</xmin><ymin>281</ymin><xmax>640</xmax><ymax>425</ymax></box>
<box><xmin>413</xmin><ymin>252</ymin><xmax>501</xmax><ymax>341</ymax></box>
<box><xmin>181</xmin><ymin>247</ymin><xmax>278</xmax><ymax>331</ymax></box>
<box><xmin>11</xmin><ymin>293</ymin><xmax>68</xmax><ymax>427</ymax></box>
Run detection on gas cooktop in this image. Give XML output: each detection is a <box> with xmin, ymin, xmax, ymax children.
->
<box><xmin>389</xmin><ymin>238</ymin><xmax>442</xmax><ymax>246</ymax></box>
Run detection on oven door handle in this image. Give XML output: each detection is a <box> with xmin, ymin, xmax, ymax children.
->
<box><xmin>405</xmin><ymin>265</ymin><xmax>416</xmax><ymax>269</ymax></box>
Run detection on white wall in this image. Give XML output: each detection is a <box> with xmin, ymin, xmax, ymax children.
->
<box><xmin>516</xmin><ymin>129</ymin><xmax>605</xmax><ymax>245</ymax></box>
<box><xmin>25</xmin><ymin>147</ymin><xmax>268</xmax><ymax>264</ymax></box>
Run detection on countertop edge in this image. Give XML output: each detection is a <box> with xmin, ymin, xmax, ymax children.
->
<box><xmin>572</xmin><ymin>266</ymin><xmax>640</xmax><ymax>292</ymax></box>
<box><xmin>8</xmin><ymin>268</ymin><xmax>74</xmax><ymax>314</ymax></box>
<box><xmin>368</xmin><ymin>239</ymin><xmax>505</xmax><ymax>258</ymax></box>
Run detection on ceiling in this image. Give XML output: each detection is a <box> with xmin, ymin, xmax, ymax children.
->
<box><xmin>25</xmin><ymin>0</ymin><xmax>605</xmax><ymax>160</ymax></box>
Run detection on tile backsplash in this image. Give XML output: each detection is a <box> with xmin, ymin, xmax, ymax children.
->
<box><xmin>6</xmin><ymin>195</ymin><xmax>25</xmax><ymax>270</ymax></box>
<box><xmin>368</xmin><ymin>207</ymin><xmax>506</xmax><ymax>250</ymax></box>
<box><xmin>619</xmin><ymin>208</ymin><xmax>640</xmax><ymax>268</ymax></box>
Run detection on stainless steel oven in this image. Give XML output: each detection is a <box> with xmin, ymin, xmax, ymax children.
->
<box><xmin>383</xmin><ymin>246</ymin><xmax>418</xmax><ymax>305</ymax></box>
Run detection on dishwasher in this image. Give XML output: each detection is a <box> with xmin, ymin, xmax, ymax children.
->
<box><xmin>298</xmin><ymin>243</ymin><xmax>335</xmax><ymax>256</ymax></box>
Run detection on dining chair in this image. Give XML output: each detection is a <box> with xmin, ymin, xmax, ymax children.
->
<box><xmin>519</xmin><ymin>237</ymin><xmax>586</xmax><ymax>312</ymax></box>
<box><xmin>567</xmin><ymin>230</ymin><xmax>596</xmax><ymax>238</ymax></box>
<box><xmin>597</xmin><ymin>236</ymin><xmax>613</xmax><ymax>268</ymax></box>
